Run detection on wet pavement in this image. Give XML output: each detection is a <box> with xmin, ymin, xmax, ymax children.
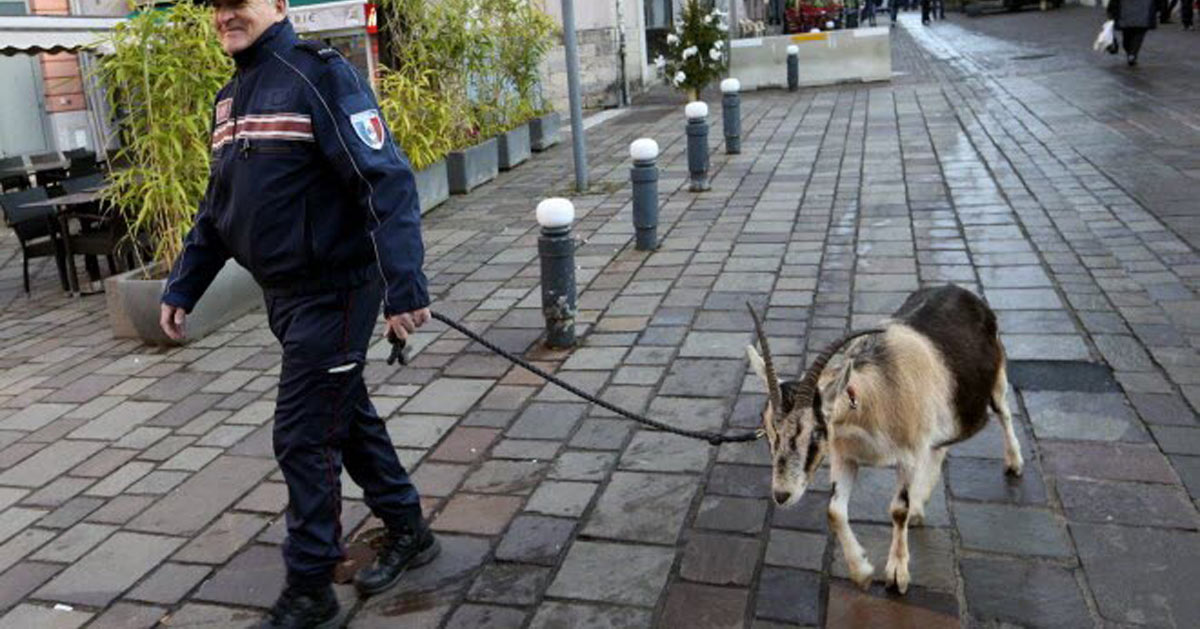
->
<box><xmin>0</xmin><ymin>7</ymin><xmax>1197</xmax><ymax>628</ymax></box>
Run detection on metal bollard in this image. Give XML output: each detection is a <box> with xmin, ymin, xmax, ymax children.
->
<box><xmin>720</xmin><ymin>78</ymin><xmax>741</xmax><ymax>155</ymax></box>
<box><xmin>685</xmin><ymin>101</ymin><xmax>711</xmax><ymax>192</ymax></box>
<box><xmin>536</xmin><ymin>198</ymin><xmax>577</xmax><ymax>348</ymax></box>
<box><xmin>787</xmin><ymin>45</ymin><xmax>799</xmax><ymax>92</ymax></box>
<box><xmin>629</xmin><ymin>138</ymin><xmax>660</xmax><ymax>251</ymax></box>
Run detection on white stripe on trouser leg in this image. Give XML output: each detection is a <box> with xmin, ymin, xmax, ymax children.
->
<box><xmin>327</xmin><ymin>363</ymin><xmax>357</xmax><ymax>374</ymax></box>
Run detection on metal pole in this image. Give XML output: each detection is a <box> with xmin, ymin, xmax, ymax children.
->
<box><xmin>537</xmin><ymin>198</ymin><xmax>577</xmax><ymax>348</ymax></box>
<box><xmin>561</xmin><ymin>0</ymin><xmax>589</xmax><ymax>192</ymax></box>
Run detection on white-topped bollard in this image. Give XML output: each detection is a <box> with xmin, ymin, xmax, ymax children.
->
<box><xmin>720</xmin><ymin>78</ymin><xmax>742</xmax><ymax>155</ymax></box>
<box><xmin>685</xmin><ymin>101</ymin><xmax>711</xmax><ymax>192</ymax></box>
<box><xmin>786</xmin><ymin>44</ymin><xmax>799</xmax><ymax>92</ymax></box>
<box><xmin>629</xmin><ymin>139</ymin><xmax>660</xmax><ymax>251</ymax></box>
<box><xmin>536</xmin><ymin>198</ymin><xmax>577</xmax><ymax>348</ymax></box>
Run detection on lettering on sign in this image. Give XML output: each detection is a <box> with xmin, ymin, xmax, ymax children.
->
<box><xmin>291</xmin><ymin>3</ymin><xmax>367</xmax><ymax>34</ymax></box>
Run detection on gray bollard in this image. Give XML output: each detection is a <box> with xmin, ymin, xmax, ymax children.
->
<box><xmin>629</xmin><ymin>138</ymin><xmax>660</xmax><ymax>251</ymax></box>
<box><xmin>685</xmin><ymin>101</ymin><xmax>711</xmax><ymax>192</ymax></box>
<box><xmin>536</xmin><ymin>198</ymin><xmax>577</xmax><ymax>348</ymax></box>
<box><xmin>787</xmin><ymin>45</ymin><xmax>799</xmax><ymax>92</ymax></box>
<box><xmin>720</xmin><ymin>78</ymin><xmax>741</xmax><ymax>155</ymax></box>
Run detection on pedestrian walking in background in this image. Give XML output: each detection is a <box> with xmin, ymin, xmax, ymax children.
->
<box><xmin>921</xmin><ymin>0</ymin><xmax>932</xmax><ymax>25</ymax></box>
<box><xmin>161</xmin><ymin>0</ymin><xmax>440</xmax><ymax>626</ymax></box>
<box><xmin>1183</xmin><ymin>0</ymin><xmax>1194</xmax><ymax>29</ymax></box>
<box><xmin>1107</xmin><ymin>0</ymin><xmax>1158</xmax><ymax>65</ymax></box>
<box><xmin>1159</xmin><ymin>0</ymin><xmax>1175</xmax><ymax>24</ymax></box>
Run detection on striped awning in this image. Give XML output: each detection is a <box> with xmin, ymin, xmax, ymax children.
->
<box><xmin>0</xmin><ymin>16</ymin><xmax>122</xmax><ymax>56</ymax></box>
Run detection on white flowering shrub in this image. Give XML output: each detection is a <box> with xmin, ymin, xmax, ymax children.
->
<box><xmin>654</xmin><ymin>0</ymin><xmax>728</xmax><ymax>101</ymax></box>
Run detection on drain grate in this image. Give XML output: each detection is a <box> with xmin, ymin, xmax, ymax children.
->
<box><xmin>1007</xmin><ymin>360</ymin><xmax>1119</xmax><ymax>393</ymax></box>
<box><xmin>1010</xmin><ymin>53</ymin><xmax>1056</xmax><ymax>61</ymax></box>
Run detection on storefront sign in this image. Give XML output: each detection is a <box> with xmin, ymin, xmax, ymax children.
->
<box><xmin>291</xmin><ymin>0</ymin><xmax>366</xmax><ymax>34</ymax></box>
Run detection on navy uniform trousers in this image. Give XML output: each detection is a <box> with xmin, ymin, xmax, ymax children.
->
<box><xmin>265</xmin><ymin>278</ymin><xmax>421</xmax><ymax>587</ymax></box>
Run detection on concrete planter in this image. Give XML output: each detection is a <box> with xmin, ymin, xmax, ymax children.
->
<box><xmin>729</xmin><ymin>28</ymin><xmax>891</xmax><ymax>91</ymax></box>
<box><xmin>105</xmin><ymin>261</ymin><xmax>262</xmax><ymax>346</ymax></box>
<box><xmin>447</xmin><ymin>137</ymin><xmax>499</xmax><ymax>194</ymax></box>
<box><xmin>497</xmin><ymin>124</ymin><xmax>531</xmax><ymax>171</ymax></box>
<box><xmin>529</xmin><ymin>112</ymin><xmax>561</xmax><ymax>152</ymax></box>
<box><xmin>413</xmin><ymin>159</ymin><xmax>449</xmax><ymax>214</ymax></box>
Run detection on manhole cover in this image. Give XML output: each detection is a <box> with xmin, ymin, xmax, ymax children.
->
<box><xmin>1010</xmin><ymin>53</ymin><xmax>1056</xmax><ymax>61</ymax></box>
<box><xmin>1007</xmin><ymin>360</ymin><xmax>1118</xmax><ymax>393</ymax></box>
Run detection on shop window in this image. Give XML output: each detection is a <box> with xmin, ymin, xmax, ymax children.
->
<box><xmin>319</xmin><ymin>33</ymin><xmax>370</xmax><ymax>79</ymax></box>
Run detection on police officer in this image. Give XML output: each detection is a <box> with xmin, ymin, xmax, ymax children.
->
<box><xmin>160</xmin><ymin>1</ymin><xmax>438</xmax><ymax>626</ymax></box>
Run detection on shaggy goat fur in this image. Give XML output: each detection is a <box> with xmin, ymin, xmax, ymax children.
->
<box><xmin>746</xmin><ymin>284</ymin><xmax>1022</xmax><ymax>594</ymax></box>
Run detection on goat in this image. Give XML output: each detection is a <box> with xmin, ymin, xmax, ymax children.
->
<box><xmin>745</xmin><ymin>284</ymin><xmax>1022</xmax><ymax>594</ymax></box>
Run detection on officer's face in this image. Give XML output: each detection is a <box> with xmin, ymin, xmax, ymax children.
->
<box><xmin>211</xmin><ymin>0</ymin><xmax>287</xmax><ymax>56</ymax></box>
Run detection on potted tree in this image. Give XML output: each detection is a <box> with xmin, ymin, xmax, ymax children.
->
<box><xmin>529</xmin><ymin>101</ymin><xmax>561</xmax><ymax>152</ymax></box>
<box><xmin>656</xmin><ymin>0</ymin><xmax>730</xmax><ymax>102</ymax></box>
<box><xmin>382</xmin><ymin>0</ymin><xmax>498</xmax><ymax>194</ymax></box>
<box><xmin>483</xmin><ymin>0</ymin><xmax>557</xmax><ymax>168</ymax></box>
<box><xmin>96</xmin><ymin>2</ymin><xmax>261</xmax><ymax>346</ymax></box>
<box><xmin>377</xmin><ymin>67</ymin><xmax>454</xmax><ymax>213</ymax></box>
<box><xmin>380</xmin><ymin>0</ymin><xmax>485</xmax><ymax>199</ymax></box>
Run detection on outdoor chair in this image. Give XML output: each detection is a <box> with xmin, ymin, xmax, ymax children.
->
<box><xmin>28</xmin><ymin>151</ymin><xmax>67</xmax><ymax>188</ymax></box>
<box><xmin>0</xmin><ymin>187</ymin><xmax>69</xmax><ymax>293</ymax></box>
<box><xmin>0</xmin><ymin>155</ymin><xmax>29</xmax><ymax>192</ymax></box>
<box><xmin>61</xmin><ymin>173</ymin><xmax>105</xmax><ymax>195</ymax></box>
<box><xmin>64</xmin><ymin>149</ymin><xmax>101</xmax><ymax>178</ymax></box>
<box><xmin>58</xmin><ymin>182</ymin><xmax>132</xmax><ymax>285</ymax></box>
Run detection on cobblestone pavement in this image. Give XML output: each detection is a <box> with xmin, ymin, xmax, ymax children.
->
<box><xmin>1</xmin><ymin>9</ymin><xmax>1198</xmax><ymax>628</ymax></box>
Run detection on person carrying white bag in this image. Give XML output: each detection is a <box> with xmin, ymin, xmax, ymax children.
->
<box><xmin>1107</xmin><ymin>0</ymin><xmax>1159</xmax><ymax>66</ymax></box>
<box><xmin>1093</xmin><ymin>19</ymin><xmax>1116</xmax><ymax>52</ymax></box>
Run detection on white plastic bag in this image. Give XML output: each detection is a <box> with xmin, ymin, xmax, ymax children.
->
<box><xmin>1093</xmin><ymin>20</ymin><xmax>1115</xmax><ymax>52</ymax></box>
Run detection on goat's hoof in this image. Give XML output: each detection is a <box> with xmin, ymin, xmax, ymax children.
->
<box><xmin>884</xmin><ymin>560</ymin><xmax>910</xmax><ymax>594</ymax></box>
<box><xmin>1005</xmin><ymin>459</ymin><xmax>1024</xmax><ymax>477</ymax></box>
<box><xmin>849</xmin><ymin>560</ymin><xmax>874</xmax><ymax>590</ymax></box>
<box><xmin>907</xmin><ymin>511</ymin><xmax>925</xmax><ymax>527</ymax></box>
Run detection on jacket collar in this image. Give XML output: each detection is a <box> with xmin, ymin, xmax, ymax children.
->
<box><xmin>232</xmin><ymin>19</ymin><xmax>296</xmax><ymax>70</ymax></box>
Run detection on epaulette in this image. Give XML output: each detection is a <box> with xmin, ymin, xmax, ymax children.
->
<box><xmin>294</xmin><ymin>39</ymin><xmax>339</xmax><ymax>61</ymax></box>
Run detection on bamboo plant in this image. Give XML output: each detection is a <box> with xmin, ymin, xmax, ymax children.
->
<box><xmin>95</xmin><ymin>2</ymin><xmax>230</xmax><ymax>275</ymax></box>
<box><xmin>378</xmin><ymin>0</ymin><xmax>557</xmax><ymax>154</ymax></box>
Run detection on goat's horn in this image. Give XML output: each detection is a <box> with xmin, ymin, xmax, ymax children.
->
<box><xmin>746</xmin><ymin>302</ymin><xmax>783</xmax><ymax>415</ymax></box>
<box><xmin>795</xmin><ymin>328</ymin><xmax>886</xmax><ymax>403</ymax></box>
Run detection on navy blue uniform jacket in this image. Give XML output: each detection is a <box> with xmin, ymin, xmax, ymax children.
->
<box><xmin>162</xmin><ymin>19</ymin><xmax>429</xmax><ymax>316</ymax></box>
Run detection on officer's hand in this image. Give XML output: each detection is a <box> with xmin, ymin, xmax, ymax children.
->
<box><xmin>385</xmin><ymin>308</ymin><xmax>430</xmax><ymax>342</ymax></box>
<box><xmin>160</xmin><ymin>304</ymin><xmax>187</xmax><ymax>341</ymax></box>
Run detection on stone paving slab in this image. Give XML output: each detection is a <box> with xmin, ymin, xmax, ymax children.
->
<box><xmin>0</xmin><ymin>8</ymin><xmax>1197</xmax><ymax>627</ymax></box>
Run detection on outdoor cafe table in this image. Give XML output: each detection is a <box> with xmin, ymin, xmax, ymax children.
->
<box><xmin>1</xmin><ymin>159</ymin><xmax>69</xmax><ymax>189</ymax></box>
<box><xmin>20</xmin><ymin>188</ymin><xmax>108</xmax><ymax>295</ymax></box>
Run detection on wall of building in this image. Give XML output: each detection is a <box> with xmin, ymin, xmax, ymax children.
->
<box><xmin>534</xmin><ymin>0</ymin><xmax>648</xmax><ymax>113</ymax></box>
<box><xmin>74</xmin><ymin>0</ymin><xmax>125</xmax><ymax>16</ymax></box>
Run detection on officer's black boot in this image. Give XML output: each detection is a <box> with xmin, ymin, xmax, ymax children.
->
<box><xmin>354</xmin><ymin>516</ymin><xmax>441</xmax><ymax>596</ymax></box>
<box><xmin>258</xmin><ymin>582</ymin><xmax>339</xmax><ymax>629</ymax></box>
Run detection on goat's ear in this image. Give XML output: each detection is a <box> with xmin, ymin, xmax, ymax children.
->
<box><xmin>746</xmin><ymin>345</ymin><xmax>769</xmax><ymax>386</ymax></box>
<box><xmin>821</xmin><ymin>364</ymin><xmax>854</xmax><ymax>416</ymax></box>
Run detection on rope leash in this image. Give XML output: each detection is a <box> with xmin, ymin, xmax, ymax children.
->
<box><xmin>388</xmin><ymin>311</ymin><xmax>761</xmax><ymax>446</ymax></box>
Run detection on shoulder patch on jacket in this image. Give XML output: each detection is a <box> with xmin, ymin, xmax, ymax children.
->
<box><xmin>294</xmin><ymin>39</ymin><xmax>339</xmax><ymax>61</ymax></box>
